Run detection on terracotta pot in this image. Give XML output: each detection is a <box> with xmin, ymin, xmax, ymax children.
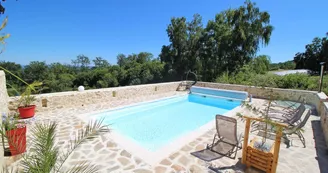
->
<box><xmin>18</xmin><ymin>105</ymin><xmax>36</xmax><ymax>119</ymax></box>
<box><xmin>6</xmin><ymin>126</ymin><xmax>27</xmax><ymax>155</ymax></box>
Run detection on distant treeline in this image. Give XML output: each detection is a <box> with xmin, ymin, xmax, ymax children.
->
<box><xmin>269</xmin><ymin>61</ymin><xmax>296</xmax><ymax>71</ymax></box>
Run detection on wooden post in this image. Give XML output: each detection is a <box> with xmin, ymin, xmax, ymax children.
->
<box><xmin>271</xmin><ymin>126</ymin><xmax>283</xmax><ymax>173</ymax></box>
<box><xmin>242</xmin><ymin>118</ymin><xmax>250</xmax><ymax>164</ymax></box>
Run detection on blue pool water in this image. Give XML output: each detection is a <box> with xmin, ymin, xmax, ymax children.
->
<box><xmin>94</xmin><ymin>94</ymin><xmax>241</xmax><ymax>151</ymax></box>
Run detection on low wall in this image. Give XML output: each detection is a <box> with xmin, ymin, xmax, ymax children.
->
<box><xmin>195</xmin><ymin>82</ymin><xmax>327</xmax><ymax>114</ymax></box>
<box><xmin>321</xmin><ymin>103</ymin><xmax>328</xmax><ymax>147</ymax></box>
<box><xmin>8</xmin><ymin>82</ymin><xmax>182</xmax><ymax>112</ymax></box>
<box><xmin>5</xmin><ymin>79</ymin><xmax>328</xmax><ymax>147</ymax></box>
<box><xmin>0</xmin><ymin>71</ymin><xmax>7</xmax><ymax>167</ymax></box>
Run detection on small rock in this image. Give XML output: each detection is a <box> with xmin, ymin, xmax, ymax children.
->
<box><xmin>181</xmin><ymin>145</ymin><xmax>192</xmax><ymax>152</ymax></box>
<box><xmin>82</xmin><ymin>150</ymin><xmax>91</xmax><ymax>155</ymax></box>
<box><xmin>107</xmin><ymin>165</ymin><xmax>120</xmax><ymax>172</ymax></box>
<box><xmin>133</xmin><ymin>168</ymin><xmax>152</xmax><ymax>173</ymax></box>
<box><xmin>189</xmin><ymin>164</ymin><xmax>203</xmax><ymax>173</ymax></box>
<box><xmin>118</xmin><ymin>157</ymin><xmax>130</xmax><ymax>166</ymax></box>
<box><xmin>178</xmin><ymin>155</ymin><xmax>190</xmax><ymax>165</ymax></box>
<box><xmin>196</xmin><ymin>144</ymin><xmax>205</xmax><ymax>151</ymax></box>
<box><xmin>107</xmin><ymin>141</ymin><xmax>117</xmax><ymax>148</ymax></box>
<box><xmin>123</xmin><ymin>165</ymin><xmax>135</xmax><ymax>170</ymax></box>
<box><xmin>189</xmin><ymin>141</ymin><xmax>197</xmax><ymax>147</ymax></box>
<box><xmin>134</xmin><ymin>157</ymin><xmax>142</xmax><ymax>165</ymax></box>
<box><xmin>159</xmin><ymin>159</ymin><xmax>172</xmax><ymax>166</ymax></box>
<box><xmin>98</xmin><ymin>148</ymin><xmax>109</xmax><ymax>154</ymax></box>
<box><xmin>108</xmin><ymin>152</ymin><xmax>117</xmax><ymax>158</ymax></box>
<box><xmin>94</xmin><ymin>143</ymin><xmax>104</xmax><ymax>152</ymax></box>
<box><xmin>171</xmin><ymin>164</ymin><xmax>185</xmax><ymax>172</ymax></box>
<box><xmin>120</xmin><ymin>150</ymin><xmax>132</xmax><ymax>158</ymax></box>
<box><xmin>155</xmin><ymin>166</ymin><xmax>167</xmax><ymax>173</ymax></box>
<box><xmin>169</xmin><ymin>152</ymin><xmax>179</xmax><ymax>160</ymax></box>
<box><xmin>70</xmin><ymin>152</ymin><xmax>80</xmax><ymax>159</ymax></box>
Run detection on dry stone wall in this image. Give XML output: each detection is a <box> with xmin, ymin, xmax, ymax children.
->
<box><xmin>0</xmin><ymin>71</ymin><xmax>7</xmax><ymax>167</ymax></box>
<box><xmin>320</xmin><ymin>102</ymin><xmax>328</xmax><ymax>148</ymax></box>
<box><xmin>8</xmin><ymin>82</ymin><xmax>182</xmax><ymax>112</ymax></box>
<box><xmin>5</xmin><ymin>79</ymin><xmax>328</xmax><ymax>149</ymax></box>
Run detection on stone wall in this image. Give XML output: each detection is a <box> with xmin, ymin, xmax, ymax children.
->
<box><xmin>320</xmin><ymin>103</ymin><xmax>328</xmax><ymax>147</ymax></box>
<box><xmin>0</xmin><ymin>71</ymin><xmax>7</xmax><ymax>167</ymax></box>
<box><xmin>195</xmin><ymin>82</ymin><xmax>327</xmax><ymax>114</ymax></box>
<box><xmin>8</xmin><ymin>82</ymin><xmax>182</xmax><ymax>112</ymax></box>
<box><xmin>5</xmin><ymin>79</ymin><xmax>328</xmax><ymax>147</ymax></box>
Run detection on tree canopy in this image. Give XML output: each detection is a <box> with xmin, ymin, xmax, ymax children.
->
<box><xmin>294</xmin><ymin>33</ymin><xmax>328</xmax><ymax>72</ymax></box>
<box><xmin>160</xmin><ymin>1</ymin><xmax>273</xmax><ymax>82</ymax></box>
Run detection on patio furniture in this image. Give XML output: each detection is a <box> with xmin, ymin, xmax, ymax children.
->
<box><xmin>251</xmin><ymin>104</ymin><xmax>306</xmax><ymax>133</ymax></box>
<box><xmin>283</xmin><ymin>109</ymin><xmax>311</xmax><ymax>148</ymax></box>
<box><xmin>190</xmin><ymin>115</ymin><xmax>242</xmax><ymax>161</ymax></box>
<box><xmin>267</xmin><ymin>96</ymin><xmax>305</xmax><ymax>114</ymax></box>
<box><xmin>268</xmin><ymin>104</ymin><xmax>306</xmax><ymax>125</ymax></box>
<box><xmin>256</xmin><ymin>109</ymin><xmax>311</xmax><ymax>148</ymax></box>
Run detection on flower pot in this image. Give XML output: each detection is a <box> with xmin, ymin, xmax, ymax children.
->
<box><xmin>6</xmin><ymin>126</ymin><xmax>27</xmax><ymax>156</ymax></box>
<box><xmin>246</xmin><ymin>137</ymin><xmax>275</xmax><ymax>173</ymax></box>
<box><xmin>18</xmin><ymin>105</ymin><xmax>36</xmax><ymax>119</ymax></box>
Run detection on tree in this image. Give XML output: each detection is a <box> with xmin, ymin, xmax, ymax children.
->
<box><xmin>160</xmin><ymin>0</ymin><xmax>273</xmax><ymax>82</ymax></box>
<box><xmin>23</xmin><ymin>61</ymin><xmax>48</xmax><ymax>83</ymax></box>
<box><xmin>116</xmin><ymin>54</ymin><xmax>127</xmax><ymax>67</ymax></box>
<box><xmin>93</xmin><ymin>57</ymin><xmax>110</xmax><ymax>68</ymax></box>
<box><xmin>252</xmin><ymin>55</ymin><xmax>271</xmax><ymax>74</ymax></box>
<box><xmin>136</xmin><ymin>52</ymin><xmax>153</xmax><ymax>64</ymax></box>
<box><xmin>204</xmin><ymin>0</ymin><xmax>273</xmax><ymax>76</ymax></box>
<box><xmin>160</xmin><ymin>16</ymin><xmax>188</xmax><ymax>80</ymax></box>
<box><xmin>0</xmin><ymin>61</ymin><xmax>22</xmax><ymax>83</ymax></box>
<box><xmin>72</xmin><ymin>55</ymin><xmax>90</xmax><ymax>71</ymax></box>
<box><xmin>294</xmin><ymin>33</ymin><xmax>328</xmax><ymax>72</ymax></box>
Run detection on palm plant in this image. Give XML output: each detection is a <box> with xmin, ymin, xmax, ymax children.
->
<box><xmin>1</xmin><ymin>119</ymin><xmax>109</xmax><ymax>173</ymax></box>
<box><xmin>17</xmin><ymin>81</ymin><xmax>42</xmax><ymax>108</ymax></box>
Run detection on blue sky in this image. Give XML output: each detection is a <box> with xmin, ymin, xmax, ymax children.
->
<box><xmin>0</xmin><ymin>0</ymin><xmax>327</xmax><ymax>65</ymax></box>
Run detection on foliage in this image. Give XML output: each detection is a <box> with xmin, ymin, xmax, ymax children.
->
<box><xmin>294</xmin><ymin>33</ymin><xmax>328</xmax><ymax>72</ymax></box>
<box><xmin>1</xmin><ymin>51</ymin><xmax>165</xmax><ymax>96</ymax></box>
<box><xmin>18</xmin><ymin>81</ymin><xmax>42</xmax><ymax>107</ymax></box>
<box><xmin>160</xmin><ymin>1</ymin><xmax>273</xmax><ymax>81</ymax></box>
<box><xmin>1</xmin><ymin>112</ymin><xmax>25</xmax><ymax>131</ymax></box>
<box><xmin>216</xmin><ymin>63</ymin><xmax>328</xmax><ymax>94</ymax></box>
<box><xmin>0</xmin><ymin>119</ymin><xmax>109</xmax><ymax>173</ymax></box>
<box><xmin>269</xmin><ymin>60</ymin><xmax>296</xmax><ymax>71</ymax></box>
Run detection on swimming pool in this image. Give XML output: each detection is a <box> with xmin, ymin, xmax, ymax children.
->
<box><xmin>92</xmin><ymin>93</ymin><xmax>241</xmax><ymax>152</ymax></box>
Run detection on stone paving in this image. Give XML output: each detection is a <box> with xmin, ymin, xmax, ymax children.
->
<box><xmin>5</xmin><ymin>92</ymin><xmax>328</xmax><ymax>173</ymax></box>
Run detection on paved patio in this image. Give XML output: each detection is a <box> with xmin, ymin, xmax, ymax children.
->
<box><xmin>5</xmin><ymin>92</ymin><xmax>328</xmax><ymax>173</ymax></box>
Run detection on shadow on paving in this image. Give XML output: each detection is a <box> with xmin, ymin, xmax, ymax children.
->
<box><xmin>311</xmin><ymin>120</ymin><xmax>328</xmax><ymax>173</ymax></box>
<box><xmin>208</xmin><ymin>158</ymin><xmax>246</xmax><ymax>173</ymax></box>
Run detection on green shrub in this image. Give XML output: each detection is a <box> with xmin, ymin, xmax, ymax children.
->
<box><xmin>216</xmin><ymin>66</ymin><xmax>328</xmax><ymax>94</ymax></box>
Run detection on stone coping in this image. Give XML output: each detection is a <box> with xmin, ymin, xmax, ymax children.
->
<box><xmin>9</xmin><ymin>81</ymin><xmax>182</xmax><ymax>98</ymax></box>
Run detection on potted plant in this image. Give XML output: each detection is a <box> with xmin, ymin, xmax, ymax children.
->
<box><xmin>0</xmin><ymin>66</ymin><xmax>43</xmax><ymax>118</ymax></box>
<box><xmin>1</xmin><ymin>112</ymin><xmax>27</xmax><ymax>156</ymax></box>
<box><xmin>239</xmin><ymin>89</ymin><xmax>287</xmax><ymax>173</ymax></box>
<box><xmin>17</xmin><ymin>81</ymin><xmax>42</xmax><ymax>119</ymax></box>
